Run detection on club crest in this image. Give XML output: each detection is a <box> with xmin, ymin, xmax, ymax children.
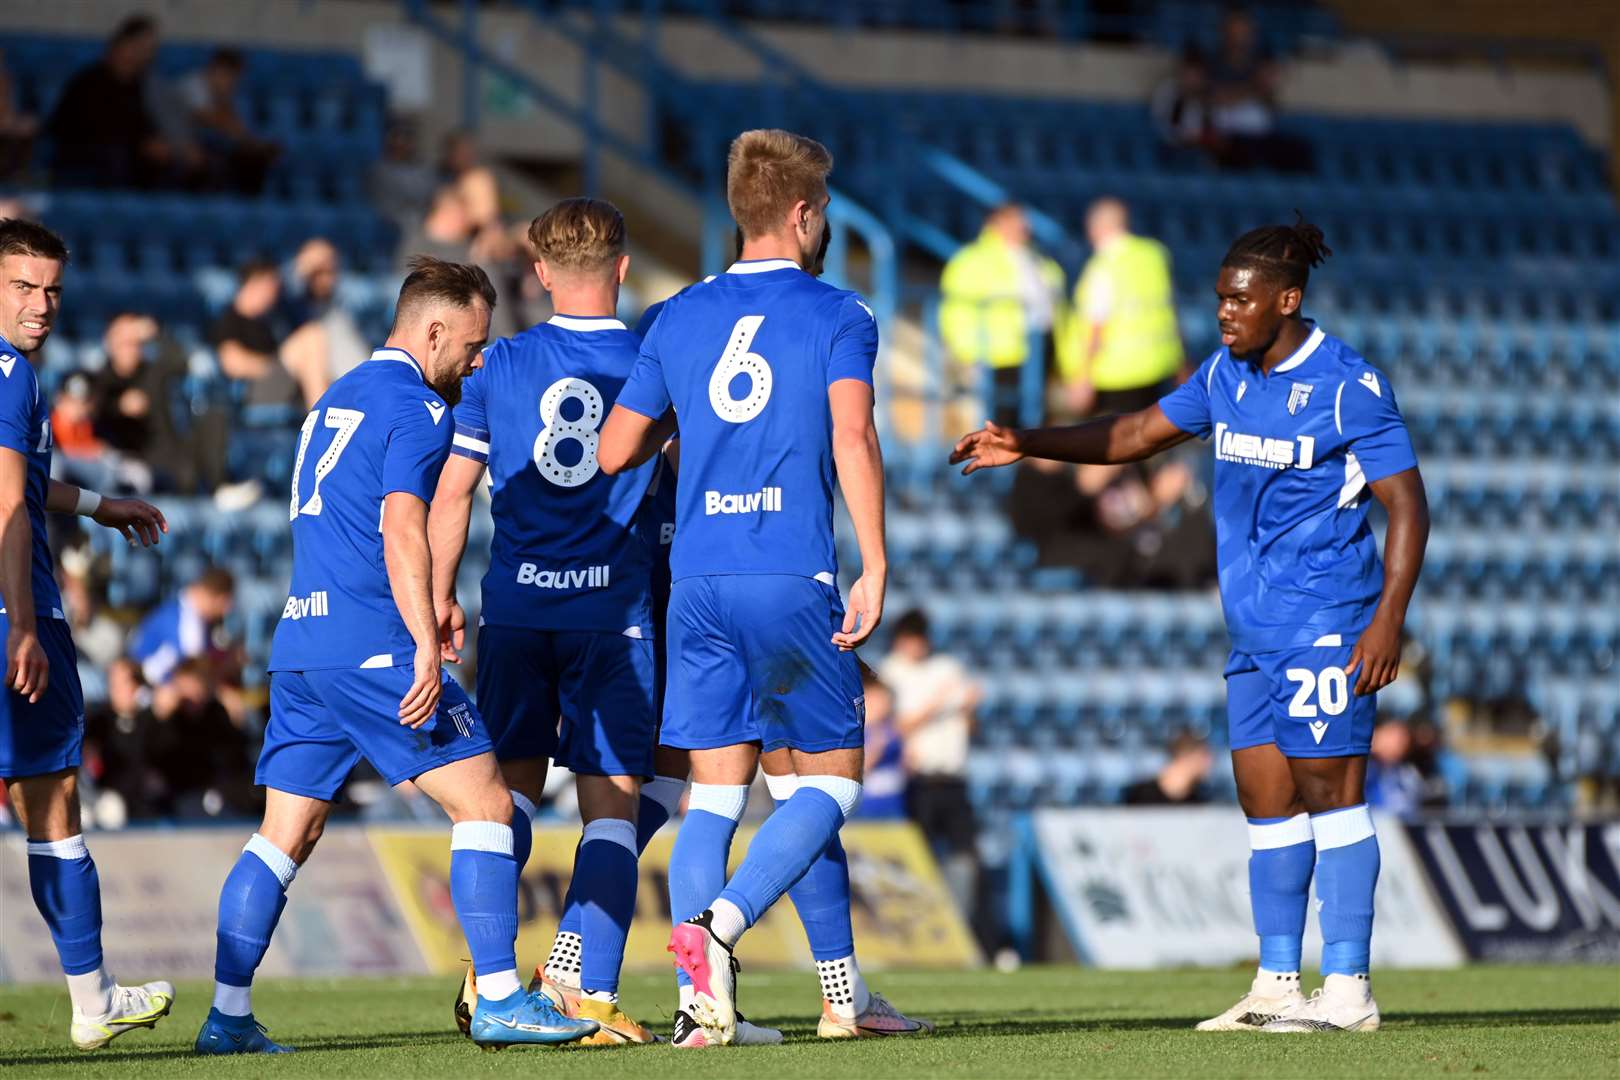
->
<box><xmin>1286</xmin><ymin>382</ymin><xmax>1313</xmax><ymax>415</ymax></box>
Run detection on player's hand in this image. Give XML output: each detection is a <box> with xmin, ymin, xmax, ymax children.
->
<box><xmin>5</xmin><ymin>628</ymin><xmax>48</xmax><ymax>703</ymax></box>
<box><xmin>436</xmin><ymin>599</ymin><xmax>466</xmax><ymax>664</ymax></box>
<box><xmin>399</xmin><ymin>645</ymin><xmax>443</xmax><ymax>729</ymax></box>
<box><xmin>949</xmin><ymin>421</ymin><xmax>1025</xmax><ymax>475</ymax></box>
<box><xmin>92</xmin><ymin>497</ymin><xmax>168</xmax><ymax>548</ymax></box>
<box><xmin>833</xmin><ymin>570</ymin><xmax>885</xmax><ymax>651</ymax></box>
<box><xmin>1347</xmin><ymin>615</ymin><xmax>1402</xmax><ymax>696</ymax></box>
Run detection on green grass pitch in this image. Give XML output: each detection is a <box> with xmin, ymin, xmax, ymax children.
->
<box><xmin>2</xmin><ymin>966</ymin><xmax>1615</xmax><ymax>1077</ymax></box>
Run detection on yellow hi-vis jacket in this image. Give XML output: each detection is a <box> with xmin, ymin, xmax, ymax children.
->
<box><xmin>939</xmin><ymin>229</ymin><xmax>1067</xmax><ymax>370</ymax></box>
<box><xmin>1059</xmin><ymin>233</ymin><xmax>1182</xmax><ymax>390</ymax></box>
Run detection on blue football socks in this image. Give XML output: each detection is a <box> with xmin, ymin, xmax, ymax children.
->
<box><xmin>1312</xmin><ymin>805</ymin><xmax>1380</xmax><ymax>977</ymax></box>
<box><xmin>1246</xmin><ymin>813</ymin><xmax>1315</xmax><ymax>973</ymax></box>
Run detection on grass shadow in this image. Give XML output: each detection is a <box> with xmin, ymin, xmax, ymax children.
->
<box><xmin>0</xmin><ymin>1029</ymin><xmax>462</xmax><ymax>1068</ymax></box>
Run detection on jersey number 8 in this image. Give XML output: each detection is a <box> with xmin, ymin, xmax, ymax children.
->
<box><xmin>533</xmin><ymin>377</ymin><xmax>603</xmax><ymax>488</ymax></box>
<box><xmin>709</xmin><ymin>315</ymin><xmax>772</xmax><ymax>423</ymax></box>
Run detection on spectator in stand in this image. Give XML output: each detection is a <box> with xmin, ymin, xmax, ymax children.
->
<box><xmin>146</xmin><ymin>657</ymin><xmax>255</xmax><ymax>819</ymax></box>
<box><xmin>129</xmin><ymin>567</ymin><xmax>236</xmax><ymax>687</ymax></box>
<box><xmin>176</xmin><ymin>48</ymin><xmax>279</xmax><ymax>195</ymax></box>
<box><xmin>83</xmin><ymin>658</ymin><xmax>164</xmax><ymax>822</ymax></box>
<box><xmin>1202</xmin><ymin>6</ymin><xmax>1312</xmax><ymax>172</ymax></box>
<box><xmin>45</xmin><ymin>15</ymin><xmax>190</xmax><ymax>189</ymax></box>
<box><xmin>49</xmin><ymin>371</ymin><xmax>104</xmax><ymax>464</ymax></box>
<box><xmin>209</xmin><ymin>259</ymin><xmax>300</xmax><ymax>410</ymax></box>
<box><xmin>370</xmin><ymin>117</ymin><xmax>439</xmax><ymax>231</ymax></box>
<box><xmin>0</xmin><ymin>48</ymin><xmax>39</xmax><ymax>181</ymax></box>
<box><xmin>439</xmin><ymin>130</ymin><xmax>502</xmax><ymax>233</ymax></box>
<box><xmin>880</xmin><ymin>609</ymin><xmax>982</xmax><ymax>919</ymax></box>
<box><xmin>1058</xmin><ymin>197</ymin><xmax>1182</xmax><ymax>420</ymax></box>
<box><xmin>1122</xmin><ymin>730</ymin><xmax>1214</xmax><ymax>805</ymax></box>
<box><xmin>1365</xmin><ymin>719</ymin><xmax>1425</xmax><ymax>818</ymax></box>
<box><xmin>1150</xmin><ymin>47</ymin><xmax>1214</xmax><ymax>163</ymax></box>
<box><xmin>58</xmin><ymin>544</ymin><xmax>124</xmax><ymax>670</ymax></box>
<box><xmin>856</xmin><ymin>664</ymin><xmax>906</xmax><ymax>820</ymax></box>
<box><xmin>279</xmin><ymin>238</ymin><xmax>370</xmax><ymax>405</ymax></box>
<box><xmin>939</xmin><ymin>203</ymin><xmax>1066</xmax><ymax>427</ymax></box>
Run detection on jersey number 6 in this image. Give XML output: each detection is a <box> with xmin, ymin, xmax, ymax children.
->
<box><xmin>709</xmin><ymin>315</ymin><xmax>772</xmax><ymax>423</ymax></box>
<box><xmin>533</xmin><ymin>376</ymin><xmax>603</xmax><ymax>488</ymax></box>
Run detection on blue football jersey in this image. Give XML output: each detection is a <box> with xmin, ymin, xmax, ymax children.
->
<box><xmin>0</xmin><ymin>335</ymin><xmax>63</xmax><ymax>621</ymax></box>
<box><xmin>617</xmin><ymin>259</ymin><xmax>878</xmax><ymax>582</ymax></box>
<box><xmin>452</xmin><ymin>316</ymin><xmax>658</xmax><ymax>635</ymax></box>
<box><xmin>1158</xmin><ymin>324</ymin><xmax>1419</xmax><ymax>653</ymax></box>
<box><xmin>268</xmin><ymin>348</ymin><xmax>453</xmax><ymax>671</ymax></box>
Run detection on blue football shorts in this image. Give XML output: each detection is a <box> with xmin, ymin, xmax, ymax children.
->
<box><xmin>475</xmin><ymin>624</ymin><xmax>657</xmax><ymax>778</ymax></box>
<box><xmin>258</xmin><ymin>665</ymin><xmax>491</xmax><ymax>799</ymax></box>
<box><xmin>660</xmin><ymin>574</ymin><xmax>865</xmax><ymax>754</ymax></box>
<box><xmin>0</xmin><ymin>617</ymin><xmax>85</xmax><ymax>779</ymax></box>
<box><xmin>1226</xmin><ymin>632</ymin><xmax>1377</xmax><ymax>758</ymax></box>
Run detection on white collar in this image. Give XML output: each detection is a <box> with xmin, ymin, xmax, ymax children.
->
<box><xmin>726</xmin><ymin>258</ymin><xmax>801</xmax><ymax>275</ymax></box>
<box><xmin>547</xmin><ymin>315</ymin><xmax>627</xmax><ymax>332</ymax></box>
<box><xmin>1272</xmin><ymin>325</ymin><xmax>1325</xmax><ymax>374</ymax></box>
<box><xmin>371</xmin><ymin>347</ymin><xmax>424</xmax><ymax>382</ymax></box>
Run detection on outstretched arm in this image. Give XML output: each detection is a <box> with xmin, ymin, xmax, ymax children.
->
<box><xmin>949</xmin><ymin>403</ymin><xmax>1192</xmax><ymax>474</ymax></box>
<box><xmin>46</xmin><ymin>480</ymin><xmax>167</xmax><ymax>547</ymax></box>
<box><xmin>598</xmin><ymin>406</ymin><xmax>677</xmax><ymax>475</ymax></box>
<box><xmin>1348</xmin><ymin>467</ymin><xmax>1429</xmax><ymax>696</ymax></box>
<box><xmin>830</xmin><ymin>379</ymin><xmax>885</xmax><ymax>650</ymax></box>
<box><xmin>426</xmin><ymin>455</ymin><xmax>485</xmax><ymax>663</ymax></box>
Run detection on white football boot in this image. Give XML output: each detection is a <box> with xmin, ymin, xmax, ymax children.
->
<box><xmin>71</xmin><ymin>980</ymin><xmax>176</xmax><ymax>1050</ymax></box>
<box><xmin>1195</xmin><ymin>970</ymin><xmax>1303</xmax><ymax>1031</ymax></box>
<box><xmin>1262</xmin><ymin>974</ymin><xmax>1381</xmax><ymax>1033</ymax></box>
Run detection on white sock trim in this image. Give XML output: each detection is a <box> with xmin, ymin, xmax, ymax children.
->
<box><xmin>510</xmin><ymin>790</ymin><xmax>538</xmax><ymax>822</ymax></box>
<box><xmin>1247</xmin><ymin>812</ymin><xmax>1314</xmax><ymax>851</ymax></box>
<box><xmin>687</xmin><ymin>783</ymin><xmax>749</xmax><ymax>821</ymax></box>
<box><xmin>1310</xmin><ymin>804</ymin><xmax>1376</xmax><ymax>851</ymax></box>
<box><xmin>708</xmin><ymin>898</ymin><xmax>748</xmax><ymax>946</ymax></box>
<box><xmin>763</xmin><ymin>771</ymin><xmax>799</xmax><ymax>801</ymax></box>
<box><xmin>66</xmin><ymin>967</ymin><xmax>116</xmax><ymax>1018</ymax></box>
<box><xmin>798</xmin><ymin>775</ymin><xmax>862</xmax><ymax>820</ymax></box>
<box><xmin>212</xmin><ymin>981</ymin><xmax>253</xmax><ymax>1017</ymax></box>
<box><xmin>451</xmin><ymin>820</ymin><xmax>515</xmax><ymax>855</ymax></box>
<box><xmin>27</xmin><ymin>835</ymin><xmax>89</xmax><ymax>860</ymax></box>
<box><xmin>245</xmin><ymin>833</ymin><xmax>298</xmax><ymax>889</ymax></box>
<box><xmin>642</xmin><ymin>775</ymin><xmax>687</xmax><ymax>816</ymax></box>
<box><xmin>476</xmin><ymin>968</ymin><xmax>522</xmax><ymax>1002</ymax></box>
<box><xmin>582</xmin><ymin>816</ymin><xmax>638</xmax><ymax>855</ymax></box>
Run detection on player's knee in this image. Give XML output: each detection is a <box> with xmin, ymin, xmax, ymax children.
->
<box><xmin>1290</xmin><ymin>758</ymin><xmax>1365</xmax><ymax>814</ymax></box>
<box><xmin>577</xmin><ymin>774</ymin><xmax>639</xmax><ymax>822</ymax></box>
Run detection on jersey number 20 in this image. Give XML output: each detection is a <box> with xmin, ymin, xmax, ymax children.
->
<box><xmin>1285</xmin><ymin>665</ymin><xmax>1349</xmax><ymax>718</ymax></box>
<box><xmin>709</xmin><ymin>315</ymin><xmax>772</xmax><ymax>423</ymax></box>
<box><xmin>289</xmin><ymin>407</ymin><xmax>364</xmax><ymax>520</ymax></box>
<box><xmin>533</xmin><ymin>377</ymin><xmax>603</xmax><ymax>488</ymax></box>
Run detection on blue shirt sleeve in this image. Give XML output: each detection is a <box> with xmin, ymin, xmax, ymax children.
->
<box><xmin>383</xmin><ymin>395</ymin><xmax>454</xmax><ymax>502</ymax></box>
<box><xmin>1337</xmin><ymin>367</ymin><xmax>1417</xmax><ymax>484</ymax></box>
<box><xmin>826</xmin><ymin>293</ymin><xmax>878</xmax><ymax>387</ymax></box>
<box><xmin>633</xmin><ymin>299</ymin><xmax>666</xmax><ymax>340</ymax></box>
<box><xmin>617</xmin><ymin>311</ymin><xmax>671</xmax><ymax>420</ymax></box>
<box><xmin>450</xmin><ymin>359</ymin><xmax>490</xmax><ymax>463</ymax></box>
<box><xmin>0</xmin><ymin>362</ymin><xmax>38</xmax><ymax>455</ymax></box>
<box><xmin>1157</xmin><ymin>351</ymin><xmax>1219</xmax><ymax>438</ymax></box>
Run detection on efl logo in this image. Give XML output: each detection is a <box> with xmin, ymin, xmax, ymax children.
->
<box><xmin>281</xmin><ymin>590</ymin><xmax>330</xmax><ymax>620</ymax></box>
<box><xmin>705</xmin><ymin>486</ymin><xmax>782</xmax><ymax>515</ymax></box>
<box><xmin>516</xmin><ymin>563</ymin><xmax>611</xmax><ymax>589</ymax></box>
<box><xmin>1213</xmin><ymin>422</ymin><xmax>1316</xmax><ymax>470</ymax></box>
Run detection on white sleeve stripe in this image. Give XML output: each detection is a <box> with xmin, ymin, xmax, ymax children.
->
<box><xmin>451</xmin><ymin>433</ymin><xmax>490</xmax><ymax>455</ymax></box>
<box><xmin>1206</xmin><ymin>353</ymin><xmax>1223</xmax><ymax>391</ymax></box>
<box><xmin>1334</xmin><ymin>381</ymin><xmax>1346</xmax><ymax>436</ymax></box>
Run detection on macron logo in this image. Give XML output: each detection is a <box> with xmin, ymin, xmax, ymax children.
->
<box><xmin>0</xmin><ymin>354</ymin><xmax>16</xmax><ymax>378</ymax></box>
<box><xmin>516</xmin><ymin>563</ymin><xmax>610</xmax><ymax>590</ymax></box>
<box><xmin>705</xmin><ymin>486</ymin><xmax>782</xmax><ymax>515</ymax></box>
<box><xmin>280</xmin><ymin>590</ymin><xmax>330</xmax><ymax>620</ymax></box>
<box><xmin>1309</xmin><ymin>720</ymin><xmax>1329</xmax><ymax>745</ymax></box>
<box><xmin>424</xmin><ymin>400</ymin><xmax>446</xmax><ymax>425</ymax></box>
<box><xmin>1358</xmin><ymin>372</ymin><xmax>1380</xmax><ymax>398</ymax></box>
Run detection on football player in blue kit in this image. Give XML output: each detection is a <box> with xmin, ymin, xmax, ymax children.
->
<box><xmin>598</xmin><ymin>129</ymin><xmax>889</xmax><ymax>1046</ymax></box>
<box><xmin>952</xmin><ymin>218</ymin><xmax>1428</xmax><ymax>1034</ymax></box>
<box><xmin>0</xmin><ymin>219</ymin><xmax>174</xmax><ymax>1052</ymax></box>
<box><xmin>195</xmin><ymin>257</ymin><xmax>598</xmax><ymax>1054</ymax></box>
<box><xmin>429</xmin><ymin>199</ymin><xmax>670</xmax><ymax>1045</ymax></box>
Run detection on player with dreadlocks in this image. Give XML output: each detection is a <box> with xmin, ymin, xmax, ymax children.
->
<box><xmin>952</xmin><ymin>216</ymin><xmax>1428</xmax><ymax>1033</ymax></box>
